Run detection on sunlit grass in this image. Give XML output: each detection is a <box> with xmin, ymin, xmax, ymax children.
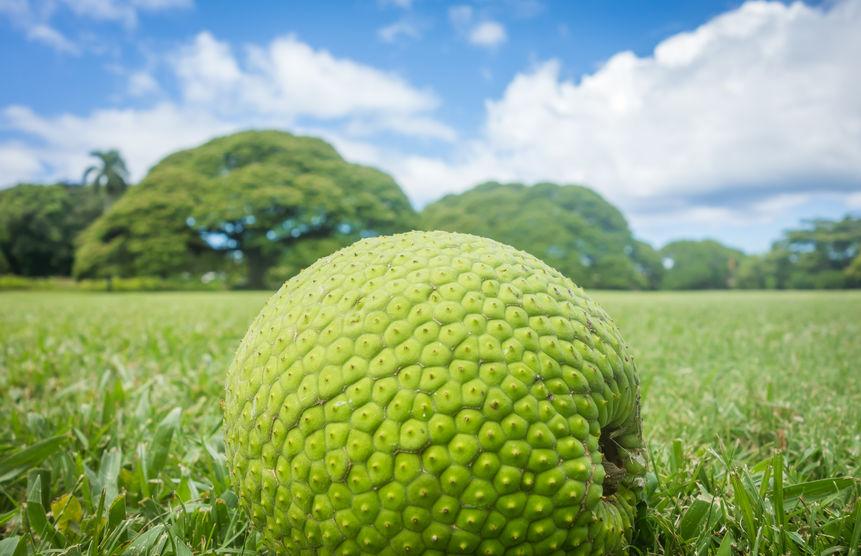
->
<box><xmin>1</xmin><ymin>291</ymin><xmax>859</xmax><ymax>554</ymax></box>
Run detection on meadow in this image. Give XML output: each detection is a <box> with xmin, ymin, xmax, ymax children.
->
<box><xmin>0</xmin><ymin>291</ymin><xmax>858</xmax><ymax>554</ymax></box>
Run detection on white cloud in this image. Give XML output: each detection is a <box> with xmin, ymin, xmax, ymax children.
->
<box><xmin>0</xmin><ymin>142</ymin><xmax>44</xmax><ymax>183</ymax></box>
<box><xmin>2</xmin><ymin>104</ymin><xmax>232</xmax><ymax>181</ymax></box>
<box><xmin>3</xmin><ymin>0</ymin><xmax>858</xmax><ymax>251</ymax></box>
<box><xmin>378</xmin><ymin>20</ymin><xmax>420</xmax><ymax>43</ymax></box>
<box><xmin>62</xmin><ymin>0</ymin><xmax>137</xmax><ymax>27</ymax></box>
<box><xmin>171</xmin><ymin>32</ymin><xmax>448</xmax><ymax>133</ymax></box>
<box><xmin>245</xmin><ymin>35</ymin><xmax>438</xmax><ymax>118</ymax></box>
<box><xmin>0</xmin><ymin>0</ymin><xmax>76</xmax><ymax>52</ymax></box>
<box><xmin>0</xmin><ymin>0</ymin><xmax>192</xmax><ymax>51</ymax></box>
<box><xmin>127</xmin><ymin>70</ymin><xmax>160</xmax><ymax>96</ymax></box>
<box><xmin>468</xmin><ymin>20</ymin><xmax>507</xmax><ymax>47</ymax></box>
<box><xmin>395</xmin><ymin>0</ymin><xmax>861</xmax><ymax>218</ymax></box>
<box><xmin>173</xmin><ymin>31</ymin><xmax>241</xmax><ymax>103</ymax></box>
<box><xmin>344</xmin><ymin>115</ymin><xmax>456</xmax><ymax>142</ymax></box>
<box><xmin>61</xmin><ymin>0</ymin><xmax>191</xmax><ymax>27</ymax></box>
<box><xmin>448</xmin><ymin>6</ymin><xmax>507</xmax><ymax>48</ymax></box>
<box><xmin>26</xmin><ymin>23</ymin><xmax>78</xmax><ymax>53</ymax></box>
<box><xmin>0</xmin><ymin>31</ymin><xmax>452</xmax><ymax>186</ymax></box>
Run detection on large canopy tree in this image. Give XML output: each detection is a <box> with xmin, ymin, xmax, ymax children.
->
<box><xmin>659</xmin><ymin>239</ymin><xmax>746</xmax><ymax>290</ymax></box>
<box><xmin>75</xmin><ymin>130</ymin><xmax>415</xmax><ymax>288</ymax></box>
<box><xmin>420</xmin><ymin>182</ymin><xmax>662</xmax><ymax>289</ymax></box>
<box><xmin>0</xmin><ymin>183</ymin><xmax>103</xmax><ymax>276</ymax></box>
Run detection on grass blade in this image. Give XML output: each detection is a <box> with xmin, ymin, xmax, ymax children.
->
<box><xmin>772</xmin><ymin>452</ymin><xmax>787</xmax><ymax>552</ymax></box>
<box><xmin>97</xmin><ymin>447</ymin><xmax>122</xmax><ymax>502</ymax></box>
<box><xmin>716</xmin><ymin>531</ymin><xmax>734</xmax><ymax>556</ymax></box>
<box><xmin>679</xmin><ymin>496</ymin><xmax>720</xmax><ymax>541</ymax></box>
<box><xmin>24</xmin><ymin>475</ymin><xmax>63</xmax><ymax>547</ymax></box>
<box><xmin>732</xmin><ymin>472</ymin><xmax>757</xmax><ymax>541</ymax></box>
<box><xmin>147</xmin><ymin>408</ymin><xmax>181</xmax><ymax>480</ymax></box>
<box><xmin>849</xmin><ymin>497</ymin><xmax>861</xmax><ymax>556</ymax></box>
<box><xmin>0</xmin><ymin>435</ymin><xmax>67</xmax><ymax>483</ymax></box>
<box><xmin>0</xmin><ymin>537</ymin><xmax>26</xmax><ymax>556</ymax></box>
<box><xmin>782</xmin><ymin>478</ymin><xmax>857</xmax><ymax>509</ymax></box>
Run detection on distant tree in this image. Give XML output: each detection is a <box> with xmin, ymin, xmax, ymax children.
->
<box><xmin>846</xmin><ymin>253</ymin><xmax>861</xmax><ymax>287</ymax></box>
<box><xmin>630</xmin><ymin>240</ymin><xmax>665</xmax><ymax>290</ymax></box>
<box><xmin>780</xmin><ymin>216</ymin><xmax>861</xmax><ymax>289</ymax></box>
<box><xmin>734</xmin><ymin>254</ymin><xmax>767</xmax><ymax>289</ymax></box>
<box><xmin>83</xmin><ymin>149</ymin><xmax>130</xmax><ymax>204</ymax></box>
<box><xmin>0</xmin><ymin>183</ymin><xmax>103</xmax><ymax>276</ymax></box>
<box><xmin>660</xmin><ymin>239</ymin><xmax>746</xmax><ymax>290</ymax></box>
<box><xmin>421</xmin><ymin>182</ymin><xmax>657</xmax><ymax>289</ymax></box>
<box><xmin>74</xmin><ymin>130</ymin><xmax>415</xmax><ymax>288</ymax></box>
<box><xmin>740</xmin><ymin>216</ymin><xmax>861</xmax><ymax>289</ymax></box>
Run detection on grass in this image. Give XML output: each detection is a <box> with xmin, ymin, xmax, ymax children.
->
<box><xmin>0</xmin><ymin>290</ymin><xmax>858</xmax><ymax>554</ymax></box>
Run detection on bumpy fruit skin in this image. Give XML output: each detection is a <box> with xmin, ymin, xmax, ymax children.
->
<box><xmin>224</xmin><ymin>231</ymin><xmax>645</xmax><ymax>555</ymax></box>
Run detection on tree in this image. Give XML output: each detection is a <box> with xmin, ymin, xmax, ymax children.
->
<box><xmin>630</xmin><ymin>240</ymin><xmax>664</xmax><ymax>290</ymax></box>
<box><xmin>780</xmin><ymin>216</ymin><xmax>861</xmax><ymax>289</ymax></box>
<box><xmin>0</xmin><ymin>183</ymin><xmax>103</xmax><ymax>276</ymax></box>
<box><xmin>739</xmin><ymin>216</ymin><xmax>861</xmax><ymax>289</ymax></box>
<box><xmin>846</xmin><ymin>252</ymin><xmax>861</xmax><ymax>287</ymax></box>
<box><xmin>83</xmin><ymin>149</ymin><xmax>130</xmax><ymax>204</ymax></box>
<box><xmin>74</xmin><ymin>130</ymin><xmax>415</xmax><ymax>288</ymax></box>
<box><xmin>420</xmin><ymin>182</ymin><xmax>657</xmax><ymax>289</ymax></box>
<box><xmin>660</xmin><ymin>240</ymin><xmax>746</xmax><ymax>290</ymax></box>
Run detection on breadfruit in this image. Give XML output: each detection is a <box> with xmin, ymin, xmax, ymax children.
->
<box><xmin>224</xmin><ymin>231</ymin><xmax>645</xmax><ymax>554</ymax></box>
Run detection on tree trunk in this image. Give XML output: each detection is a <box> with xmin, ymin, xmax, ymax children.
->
<box><xmin>244</xmin><ymin>249</ymin><xmax>269</xmax><ymax>290</ymax></box>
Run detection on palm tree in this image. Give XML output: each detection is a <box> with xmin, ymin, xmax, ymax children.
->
<box><xmin>82</xmin><ymin>149</ymin><xmax>130</xmax><ymax>204</ymax></box>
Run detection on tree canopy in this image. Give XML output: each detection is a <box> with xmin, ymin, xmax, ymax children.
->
<box><xmin>3</xmin><ymin>130</ymin><xmax>858</xmax><ymax>292</ymax></box>
<box><xmin>659</xmin><ymin>239</ymin><xmax>746</xmax><ymax>290</ymax></box>
<box><xmin>737</xmin><ymin>216</ymin><xmax>861</xmax><ymax>289</ymax></box>
<box><xmin>0</xmin><ymin>183</ymin><xmax>103</xmax><ymax>276</ymax></box>
<box><xmin>420</xmin><ymin>182</ymin><xmax>661</xmax><ymax>289</ymax></box>
<box><xmin>74</xmin><ymin>130</ymin><xmax>415</xmax><ymax>288</ymax></box>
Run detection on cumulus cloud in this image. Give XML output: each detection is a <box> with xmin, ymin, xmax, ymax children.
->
<box><xmin>173</xmin><ymin>32</ymin><xmax>241</xmax><ymax>104</ymax></box>
<box><xmin>0</xmin><ymin>31</ymin><xmax>452</xmax><ymax>185</ymax></box>
<box><xmin>2</xmin><ymin>0</ymin><xmax>859</xmax><ymax>251</ymax></box>
<box><xmin>394</xmin><ymin>0</ymin><xmax>861</xmax><ymax>221</ymax></box>
<box><xmin>170</xmin><ymin>32</ymin><xmax>451</xmax><ymax>138</ymax></box>
<box><xmin>0</xmin><ymin>142</ymin><xmax>45</xmax><ymax>184</ymax></box>
<box><xmin>468</xmin><ymin>21</ymin><xmax>506</xmax><ymax>47</ymax></box>
<box><xmin>2</xmin><ymin>104</ymin><xmax>233</xmax><ymax>181</ymax></box>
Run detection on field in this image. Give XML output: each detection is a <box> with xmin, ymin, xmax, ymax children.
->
<box><xmin>1</xmin><ymin>291</ymin><xmax>859</xmax><ymax>554</ymax></box>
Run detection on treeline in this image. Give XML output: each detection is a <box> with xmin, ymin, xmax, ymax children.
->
<box><xmin>1</xmin><ymin>130</ymin><xmax>859</xmax><ymax>290</ymax></box>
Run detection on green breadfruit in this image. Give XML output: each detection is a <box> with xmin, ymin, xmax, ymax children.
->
<box><xmin>224</xmin><ymin>231</ymin><xmax>646</xmax><ymax>554</ymax></box>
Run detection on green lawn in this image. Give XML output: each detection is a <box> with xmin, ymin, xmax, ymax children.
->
<box><xmin>1</xmin><ymin>291</ymin><xmax>859</xmax><ymax>554</ymax></box>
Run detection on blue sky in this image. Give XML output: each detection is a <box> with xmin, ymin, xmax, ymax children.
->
<box><xmin>1</xmin><ymin>0</ymin><xmax>859</xmax><ymax>252</ymax></box>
